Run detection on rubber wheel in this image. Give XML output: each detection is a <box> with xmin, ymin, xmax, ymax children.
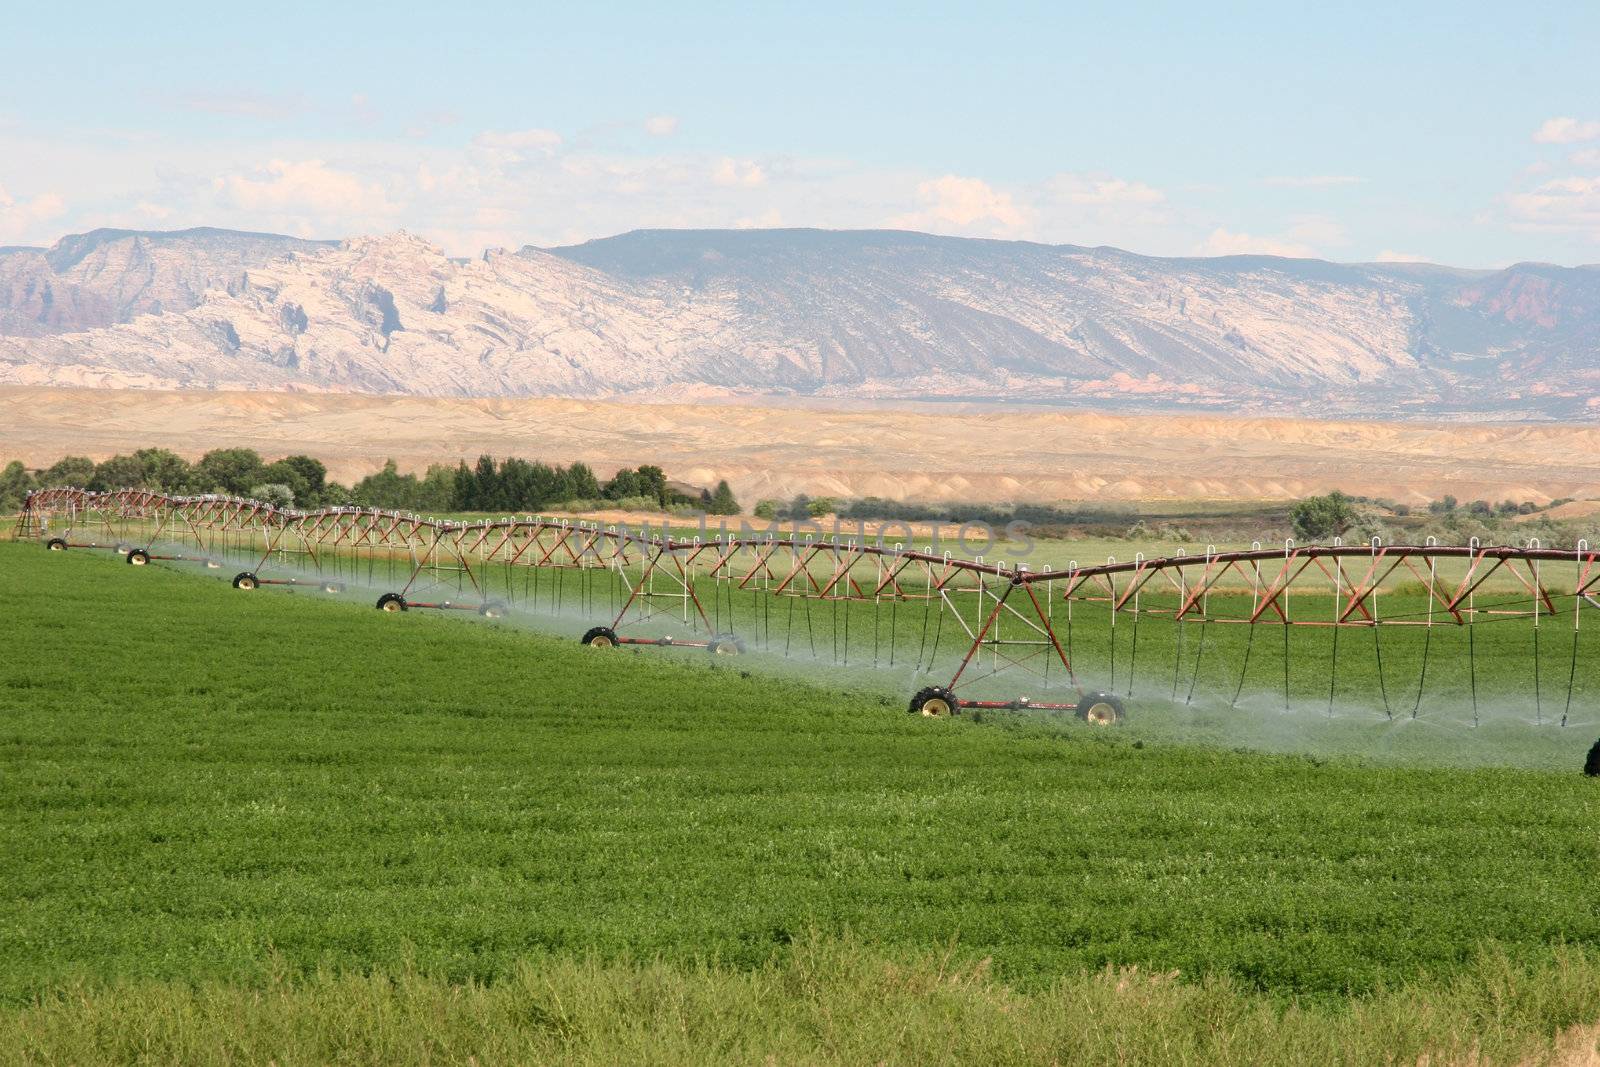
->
<box><xmin>232</xmin><ymin>572</ymin><xmax>259</xmax><ymax>590</ymax></box>
<box><xmin>582</xmin><ymin>626</ymin><xmax>618</xmax><ymax>648</ymax></box>
<box><xmin>1076</xmin><ymin>691</ymin><xmax>1126</xmax><ymax>726</ymax></box>
<box><xmin>377</xmin><ymin>593</ymin><xmax>408</xmax><ymax>612</ymax></box>
<box><xmin>909</xmin><ymin>685</ymin><xmax>959</xmax><ymax>718</ymax></box>
<box><xmin>707</xmin><ymin>632</ymin><xmax>745</xmax><ymax>656</ymax></box>
<box><xmin>479</xmin><ymin>601</ymin><xmax>507</xmax><ymax>618</ymax></box>
<box><xmin>1585</xmin><ymin>738</ymin><xmax>1600</xmax><ymax>777</ymax></box>
<box><xmin>45</xmin><ymin>538</ymin><xmax>67</xmax><ymax>552</ymax></box>
<box><xmin>126</xmin><ymin>549</ymin><xmax>150</xmax><ymax>566</ymax></box>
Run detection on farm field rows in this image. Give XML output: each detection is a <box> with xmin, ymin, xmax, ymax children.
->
<box><xmin>3</xmin><ymin>542</ymin><xmax>1600</xmax><ymax>1061</ymax></box>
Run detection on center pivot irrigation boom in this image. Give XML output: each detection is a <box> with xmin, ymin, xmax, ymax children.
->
<box><xmin>18</xmin><ymin>487</ymin><xmax>1600</xmax><ymax>732</ymax></box>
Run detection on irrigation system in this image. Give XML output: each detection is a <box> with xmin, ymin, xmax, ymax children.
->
<box><xmin>16</xmin><ymin>487</ymin><xmax>1600</xmax><ymax>750</ymax></box>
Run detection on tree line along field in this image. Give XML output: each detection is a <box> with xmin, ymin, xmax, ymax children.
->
<box><xmin>4</xmin><ymin>542</ymin><xmax>1600</xmax><ymax>1062</ymax></box>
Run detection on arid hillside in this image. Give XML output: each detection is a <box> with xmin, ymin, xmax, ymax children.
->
<box><xmin>3</xmin><ymin>386</ymin><xmax>1597</xmax><ymax>506</ymax></box>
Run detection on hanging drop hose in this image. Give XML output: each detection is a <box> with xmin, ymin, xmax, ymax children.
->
<box><xmin>1373</xmin><ymin>621</ymin><xmax>1391</xmax><ymax>720</ymax></box>
<box><xmin>1534</xmin><ymin>622</ymin><xmax>1542</xmax><ymax>726</ymax></box>
<box><xmin>1412</xmin><ymin>621</ymin><xmax>1431</xmax><ymax>720</ymax></box>
<box><xmin>1171</xmin><ymin>612</ymin><xmax>1184</xmax><ymax>701</ymax></box>
<box><xmin>1126</xmin><ymin>601</ymin><xmax>1139</xmax><ymax>698</ymax></box>
<box><xmin>1109</xmin><ymin>603</ymin><xmax>1118</xmax><ymax>691</ymax></box>
<box><xmin>1565</xmin><ymin>623</ymin><xmax>1579</xmax><ymax>729</ymax></box>
<box><xmin>914</xmin><ymin>593</ymin><xmax>930</xmax><ymax>671</ymax></box>
<box><xmin>1282</xmin><ymin>621</ymin><xmax>1290</xmax><ymax>711</ymax></box>
<box><xmin>1328</xmin><ymin>619</ymin><xmax>1340</xmax><ymax>718</ymax></box>
<box><xmin>1231</xmin><ymin>624</ymin><xmax>1255</xmax><ymax>708</ymax></box>
<box><xmin>1469</xmin><ymin>617</ymin><xmax>1479</xmax><ymax>727</ymax></box>
<box><xmin>1186</xmin><ymin>619</ymin><xmax>1208</xmax><ymax>706</ymax></box>
<box><xmin>889</xmin><ymin>592</ymin><xmax>898</xmax><ymax>667</ymax></box>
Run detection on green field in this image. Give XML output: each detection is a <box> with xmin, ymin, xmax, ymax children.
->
<box><xmin>4</xmin><ymin>541</ymin><xmax>1600</xmax><ymax>1063</ymax></box>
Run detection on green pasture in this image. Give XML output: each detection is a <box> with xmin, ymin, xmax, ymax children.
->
<box><xmin>4</xmin><ymin>541</ymin><xmax>1600</xmax><ymax>1062</ymax></box>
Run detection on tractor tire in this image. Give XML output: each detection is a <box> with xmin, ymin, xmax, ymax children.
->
<box><xmin>479</xmin><ymin>600</ymin><xmax>507</xmax><ymax>619</ymax></box>
<box><xmin>377</xmin><ymin>593</ymin><xmax>408</xmax><ymax>612</ymax></box>
<box><xmin>232</xmin><ymin>572</ymin><xmax>259</xmax><ymax>590</ymax></box>
<box><xmin>1585</xmin><ymin>737</ymin><xmax>1600</xmax><ymax>777</ymax></box>
<box><xmin>582</xmin><ymin>625</ymin><xmax>618</xmax><ymax>648</ymax></box>
<box><xmin>45</xmin><ymin>538</ymin><xmax>67</xmax><ymax>552</ymax></box>
<box><xmin>1076</xmin><ymin>691</ymin><xmax>1126</xmax><ymax>726</ymax></box>
<box><xmin>707</xmin><ymin>632</ymin><xmax>745</xmax><ymax>656</ymax></box>
<box><xmin>909</xmin><ymin>685</ymin><xmax>959</xmax><ymax>718</ymax></box>
<box><xmin>126</xmin><ymin>549</ymin><xmax>150</xmax><ymax>566</ymax></box>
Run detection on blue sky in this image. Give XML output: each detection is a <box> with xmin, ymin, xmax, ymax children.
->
<box><xmin>2</xmin><ymin>1</ymin><xmax>1598</xmax><ymax>265</ymax></box>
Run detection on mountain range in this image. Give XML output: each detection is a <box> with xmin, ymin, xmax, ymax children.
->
<box><xmin>2</xmin><ymin>225</ymin><xmax>1597</xmax><ymax>419</ymax></box>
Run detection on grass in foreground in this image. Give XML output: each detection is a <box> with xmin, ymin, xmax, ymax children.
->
<box><xmin>3</xmin><ymin>543</ymin><xmax>1600</xmax><ymax>1060</ymax></box>
<box><xmin>6</xmin><ymin>937</ymin><xmax>1600</xmax><ymax>1066</ymax></box>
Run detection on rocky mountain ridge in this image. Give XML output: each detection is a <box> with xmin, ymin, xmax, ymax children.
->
<box><xmin>2</xmin><ymin>226</ymin><xmax>1597</xmax><ymax>418</ymax></box>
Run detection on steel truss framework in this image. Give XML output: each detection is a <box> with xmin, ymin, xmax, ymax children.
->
<box><xmin>17</xmin><ymin>487</ymin><xmax>1600</xmax><ymax>720</ymax></box>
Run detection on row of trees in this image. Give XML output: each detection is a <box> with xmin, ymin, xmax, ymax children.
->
<box><xmin>1</xmin><ymin>449</ymin><xmax>329</xmax><ymax>513</ymax></box>
<box><xmin>351</xmin><ymin>457</ymin><xmax>736</xmax><ymax>514</ymax></box>
<box><xmin>0</xmin><ymin>450</ymin><xmax>741</xmax><ymax>516</ymax></box>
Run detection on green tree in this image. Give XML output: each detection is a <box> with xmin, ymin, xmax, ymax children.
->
<box><xmin>132</xmin><ymin>448</ymin><xmax>193</xmax><ymax>491</ymax></box>
<box><xmin>0</xmin><ymin>460</ymin><xmax>34</xmax><ymax>513</ymax></box>
<box><xmin>250</xmin><ymin>482</ymin><xmax>296</xmax><ymax>508</ymax></box>
<box><xmin>259</xmin><ymin>460</ymin><xmax>312</xmax><ymax>503</ymax></box>
<box><xmin>351</xmin><ymin>460</ymin><xmax>419</xmax><ymax>509</ymax></box>
<box><xmin>707</xmin><ymin>479</ymin><xmax>740</xmax><ymax>516</ymax></box>
<box><xmin>452</xmin><ymin>461</ymin><xmax>474</xmax><ymax>510</ymax></box>
<box><xmin>470</xmin><ymin>455</ymin><xmax>500</xmax><ymax>511</ymax></box>
<box><xmin>635</xmin><ymin>465</ymin><xmax>668</xmax><ymax>507</ymax></box>
<box><xmin>42</xmin><ymin>455</ymin><xmax>96</xmax><ymax>487</ymax></box>
<box><xmin>415</xmin><ymin>464</ymin><xmax>457</xmax><ymax>512</ymax></box>
<box><xmin>753</xmin><ymin>499</ymin><xmax>779</xmax><ymax>520</ymax></box>
<box><xmin>604</xmin><ymin>467</ymin><xmax>641</xmax><ymax>499</ymax></box>
<box><xmin>89</xmin><ymin>453</ymin><xmax>147</xmax><ymax>491</ymax></box>
<box><xmin>566</xmin><ymin>461</ymin><xmax>602</xmax><ymax>501</ymax></box>
<box><xmin>278</xmin><ymin>455</ymin><xmax>327</xmax><ymax>496</ymax></box>
<box><xmin>195</xmin><ymin>449</ymin><xmax>264</xmax><ymax>495</ymax></box>
<box><xmin>807</xmin><ymin>497</ymin><xmax>835</xmax><ymax>518</ymax></box>
<box><xmin>1290</xmin><ymin>491</ymin><xmax>1358</xmax><ymax>541</ymax></box>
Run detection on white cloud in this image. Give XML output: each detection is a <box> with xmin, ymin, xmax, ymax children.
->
<box><xmin>1374</xmin><ymin>250</ymin><xmax>1430</xmax><ymax>263</ymax></box>
<box><xmin>1506</xmin><ymin>174</ymin><xmax>1600</xmax><ymax>234</ymax></box>
<box><xmin>644</xmin><ymin>115</ymin><xmax>679</xmax><ymax>137</ymax></box>
<box><xmin>1286</xmin><ymin>216</ymin><xmax>1347</xmax><ymax>246</ymax></box>
<box><xmin>1262</xmin><ymin>175</ymin><xmax>1365</xmax><ymax>187</ymax></box>
<box><xmin>889</xmin><ymin>175</ymin><xmax>1027</xmax><ymax>234</ymax></box>
<box><xmin>711</xmin><ymin>157</ymin><xmax>766</xmax><ymax>187</ymax></box>
<box><xmin>1533</xmin><ymin>117</ymin><xmax>1600</xmax><ymax>145</ymax></box>
<box><xmin>0</xmin><ymin>184</ymin><xmax>67</xmax><ymax>244</ymax></box>
<box><xmin>175</xmin><ymin>90</ymin><xmax>308</xmax><ymax>119</ymax></box>
<box><xmin>1198</xmin><ymin>228</ymin><xmax>1314</xmax><ymax>258</ymax></box>
<box><xmin>471</xmin><ymin>128</ymin><xmax>563</xmax><ymax>163</ymax></box>
<box><xmin>1045</xmin><ymin>174</ymin><xmax>1164</xmax><ymax>205</ymax></box>
<box><xmin>735</xmin><ymin>208</ymin><xmax>784</xmax><ymax>229</ymax></box>
<box><xmin>403</xmin><ymin>110</ymin><xmax>462</xmax><ymax>139</ymax></box>
<box><xmin>215</xmin><ymin>159</ymin><xmax>394</xmax><ymax>218</ymax></box>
